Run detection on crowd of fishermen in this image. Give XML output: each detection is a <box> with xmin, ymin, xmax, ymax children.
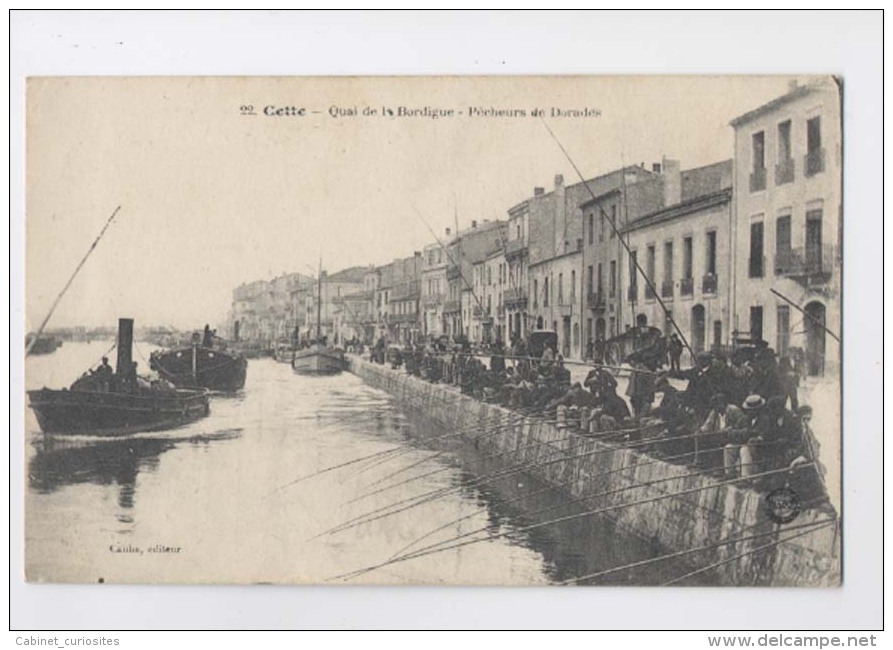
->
<box><xmin>368</xmin><ymin>334</ymin><xmax>829</xmax><ymax>508</ymax></box>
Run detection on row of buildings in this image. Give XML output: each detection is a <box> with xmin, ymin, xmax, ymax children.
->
<box><xmin>229</xmin><ymin>79</ymin><xmax>841</xmax><ymax>377</ymax></box>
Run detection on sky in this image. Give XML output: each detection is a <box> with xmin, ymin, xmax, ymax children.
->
<box><xmin>25</xmin><ymin>75</ymin><xmax>797</xmax><ymax>330</ymax></box>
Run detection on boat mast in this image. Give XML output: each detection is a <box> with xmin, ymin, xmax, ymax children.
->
<box><xmin>26</xmin><ymin>205</ymin><xmax>122</xmax><ymax>357</ymax></box>
<box><xmin>317</xmin><ymin>257</ymin><xmax>322</xmax><ymax>341</ymax></box>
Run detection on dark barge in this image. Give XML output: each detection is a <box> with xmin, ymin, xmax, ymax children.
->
<box><xmin>27</xmin><ymin>318</ymin><xmax>210</xmax><ymax>437</ymax></box>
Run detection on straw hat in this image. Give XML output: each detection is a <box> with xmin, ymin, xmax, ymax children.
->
<box><xmin>742</xmin><ymin>394</ymin><xmax>766</xmax><ymax>411</ymax></box>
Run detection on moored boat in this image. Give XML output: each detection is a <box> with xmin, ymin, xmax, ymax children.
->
<box><xmin>27</xmin><ymin>318</ymin><xmax>210</xmax><ymax>437</ymax></box>
<box><xmin>292</xmin><ymin>340</ymin><xmax>346</xmax><ymax>375</ymax></box>
<box><xmin>149</xmin><ymin>326</ymin><xmax>247</xmax><ymax>392</ymax></box>
<box><xmin>292</xmin><ymin>260</ymin><xmax>346</xmax><ymax>376</ymax></box>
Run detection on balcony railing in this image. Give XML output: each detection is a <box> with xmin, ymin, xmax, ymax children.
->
<box><xmin>680</xmin><ymin>276</ymin><xmax>694</xmax><ymax>297</ymax></box>
<box><xmin>503</xmin><ymin>286</ymin><xmax>528</xmax><ymax>306</ymax></box>
<box><xmin>805</xmin><ymin>148</ymin><xmax>825</xmax><ymax>177</ymax></box>
<box><xmin>774</xmin><ymin>245</ymin><xmax>836</xmax><ymax>281</ymax></box>
<box><xmin>442</xmin><ymin>299</ymin><xmax>461</xmax><ymax>314</ymax></box>
<box><xmin>749</xmin><ymin>167</ymin><xmax>767</xmax><ymax>192</ymax></box>
<box><xmin>775</xmin><ymin>158</ymin><xmax>795</xmax><ymax>185</ymax></box>
<box><xmin>586</xmin><ymin>291</ymin><xmax>605</xmax><ymax>310</ymax></box>
<box><xmin>627</xmin><ymin>285</ymin><xmax>638</xmax><ymax>303</ymax></box>
<box><xmin>702</xmin><ymin>273</ymin><xmax>718</xmax><ymax>295</ymax></box>
<box><xmin>661</xmin><ymin>279</ymin><xmax>674</xmax><ymax>299</ymax></box>
<box><xmin>387</xmin><ymin>312</ymin><xmax>418</xmax><ymax>325</ymax></box>
<box><xmin>644</xmin><ymin>284</ymin><xmax>656</xmax><ymax>301</ymax></box>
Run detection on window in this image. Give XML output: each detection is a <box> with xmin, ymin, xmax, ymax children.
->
<box><xmin>807</xmin><ymin>116</ymin><xmax>822</xmax><ymax>154</ymax></box>
<box><xmin>664</xmin><ymin>242</ymin><xmax>674</xmax><ymax>282</ymax></box>
<box><xmin>629</xmin><ymin>250</ymin><xmax>638</xmax><ymax>287</ymax></box>
<box><xmin>806</xmin><ymin>209</ymin><xmax>824</xmax><ymax>270</ymax></box>
<box><xmin>543</xmin><ymin>277</ymin><xmax>549</xmax><ymax>307</ymax></box>
<box><xmin>777</xmin><ymin>305</ymin><xmax>790</xmax><ymax>356</ymax></box>
<box><xmin>775</xmin><ymin>215</ymin><xmax>792</xmax><ymax>273</ymax></box>
<box><xmin>516</xmin><ymin>224</ymin><xmax>521</xmax><ymax>239</ymax></box>
<box><xmin>599</xmin><ymin>213</ymin><xmax>605</xmax><ymax>242</ymax></box>
<box><xmin>683</xmin><ymin>237</ymin><xmax>693</xmax><ymax>279</ymax></box>
<box><xmin>610</xmin><ymin>205</ymin><xmax>617</xmax><ymax>238</ymax></box>
<box><xmin>558</xmin><ymin>273</ymin><xmax>564</xmax><ymax>303</ymax></box>
<box><xmin>609</xmin><ymin>261</ymin><xmax>616</xmax><ymax>298</ymax></box>
<box><xmin>778</xmin><ymin>120</ymin><xmax>792</xmax><ymax>162</ymax></box>
<box><xmin>487</xmin><ymin>267</ymin><xmax>492</xmax><ymax>286</ymax></box>
<box><xmin>751</xmin><ymin>131</ymin><xmax>767</xmax><ymax>191</ymax></box>
<box><xmin>646</xmin><ymin>245</ymin><xmax>656</xmax><ymax>283</ymax></box>
<box><xmin>587</xmin><ymin>265</ymin><xmax>593</xmax><ymax>296</ymax></box>
<box><xmin>750</xmin><ymin>306</ymin><xmax>764</xmax><ymax>342</ymax></box>
<box><xmin>609</xmin><ymin>316</ymin><xmax>616</xmax><ymax>337</ymax></box>
<box><xmin>597</xmin><ymin>263</ymin><xmax>603</xmax><ymax>295</ymax></box>
<box><xmin>749</xmin><ymin>221</ymin><xmax>764</xmax><ymax>278</ymax></box>
<box><xmin>752</xmin><ymin>131</ymin><xmax>765</xmax><ymax>173</ymax></box>
<box><xmin>570</xmin><ymin>270</ymin><xmax>576</xmax><ymax>302</ymax></box>
<box><xmin>588</xmin><ymin>213</ymin><xmax>594</xmax><ymax>245</ymax></box>
<box><xmin>806</xmin><ymin>116</ymin><xmax>824</xmax><ymax>176</ymax></box>
<box><xmin>706</xmin><ymin>231</ymin><xmax>717</xmax><ymax>276</ymax></box>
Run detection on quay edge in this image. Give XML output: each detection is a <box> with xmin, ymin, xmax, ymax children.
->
<box><xmin>347</xmin><ymin>356</ymin><xmax>840</xmax><ymax>587</ymax></box>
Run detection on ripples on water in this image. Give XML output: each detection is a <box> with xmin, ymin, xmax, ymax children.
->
<box><xmin>25</xmin><ymin>341</ymin><xmax>697</xmax><ymax>585</ymax></box>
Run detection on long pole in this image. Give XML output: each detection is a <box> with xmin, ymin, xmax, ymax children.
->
<box><xmin>316</xmin><ymin>258</ymin><xmax>322</xmax><ymax>340</ymax></box>
<box><xmin>769</xmin><ymin>287</ymin><xmax>840</xmax><ymax>343</ymax></box>
<box><xmin>26</xmin><ymin>205</ymin><xmax>122</xmax><ymax>356</ymax></box>
<box><xmin>539</xmin><ymin>118</ymin><xmax>694</xmax><ymax>357</ymax></box>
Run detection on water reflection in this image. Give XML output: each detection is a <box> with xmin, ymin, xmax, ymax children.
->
<box><xmin>28</xmin><ymin>429</ymin><xmax>243</xmax><ymax>509</ymax></box>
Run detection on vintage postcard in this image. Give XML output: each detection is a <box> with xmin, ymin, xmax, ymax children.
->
<box><xmin>25</xmin><ymin>75</ymin><xmax>842</xmax><ymax>586</ymax></box>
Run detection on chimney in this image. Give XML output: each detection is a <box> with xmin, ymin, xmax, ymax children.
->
<box><xmin>116</xmin><ymin>317</ymin><xmax>134</xmax><ymax>374</ymax></box>
<box><xmin>534</xmin><ymin>187</ymin><xmax>545</xmax><ymax>196</ymax></box>
<box><xmin>445</xmin><ymin>227</ymin><xmax>451</xmax><ymax>236</ymax></box>
<box><xmin>652</xmin><ymin>162</ymin><xmax>662</xmax><ymax>173</ymax></box>
<box><xmin>662</xmin><ymin>157</ymin><xmax>682</xmax><ymax>206</ymax></box>
<box><xmin>554</xmin><ymin>174</ymin><xmax>564</xmax><ymax>187</ymax></box>
<box><xmin>471</xmin><ymin>220</ymin><xmax>478</xmax><ymax>228</ymax></box>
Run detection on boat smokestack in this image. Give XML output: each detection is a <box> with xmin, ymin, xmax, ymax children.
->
<box><xmin>116</xmin><ymin>318</ymin><xmax>134</xmax><ymax>374</ymax></box>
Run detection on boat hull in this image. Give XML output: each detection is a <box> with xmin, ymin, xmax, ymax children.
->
<box><xmin>27</xmin><ymin>388</ymin><xmax>210</xmax><ymax>437</ymax></box>
<box><xmin>292</xmin><ymin>348</ymin><xmax>346</xmax><ymax>375</ymax></box>
<box><xmin>150</xmin><ymin>346</ymin><xmax>247</xmax><ymax>392</ymax></box>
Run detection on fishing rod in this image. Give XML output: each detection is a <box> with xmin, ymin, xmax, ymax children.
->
<box><xmin>539</xmin><ymin>118</ymin><xmax>694</xmax><ymax>357</ymax></box>
<box><xmin>346</xmin><ymin>418</ymin><xmax>731</xmax><ymax>507</ymax></box>
<box><xmin>661</xmin><ymin>518</ymin><xmax>838</xmax><ymax>586</ymax></box>
<box><xmin>391</xmin><ymin>439</ymin><xmax>749</xmax><ymax>560</ymax></box>
<box><xmin>380</xmin><ymin>455</ymin><xmax>765</xmax><ymax>564</ymax></box>
<box><xmin>412</xmin><ymin>204</ymin><xmax>486</xmax><ymax>314</ymax></box>
<box><xmin>26</xmin><ymin>205</ymin><xmax>122</xmax><ymax>357</ymax></box>
<box><xmin>323</xmin><ymin>422</ymin><xmax>704</xmax><ymax>538</ymax></box>
<box><xmin>565</xmin><ymin>514</ymin><xmax>838</xmax><ymax>586</ymax></box>
<box><xmin>326</xmin><ymin>464</ymin><xmax>810</xmax><ymax>582</ymax></box>
<box><xmin>769</xmin><ymin>288</ymin><xmax>840</xmax><ymax>343</ymax></box>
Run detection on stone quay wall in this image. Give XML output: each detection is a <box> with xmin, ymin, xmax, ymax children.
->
<box><xmin>348</xmin><ymin>356</ymin><xmax>840</xmax><ymax>586</ymax></box>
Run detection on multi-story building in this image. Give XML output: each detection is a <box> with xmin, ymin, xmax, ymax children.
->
<box><xmin>420</xmin><ymin>238</ymin><xmax>449</xmax><ymax>338</ymax></box>
<box><xmin>232</xmin><ymin>273</ymin><xmax>313</xmax><ymax>343</ymax></box>
<box><xmin>504</xmin><ymin>199</ymin><xmax>530</xmax><ymax>344</ymax></box>
<box><xmin>621</xmin><ymin>160</ymin><xmax>734</xmax><ymax>364</ymax></box>
<box><xmin>386</xmin><ymin>252</ymin><xmax>423</xmax><ymax>344</ymax></box>
<box><xmin>579</xmin><ymin>166</ymin><xmax>665</xmax><ymax>357</ymax></box>
<box><xmin>730</xmin><ymin>79</ymin><xmax>841</xmax><ymax>377</ymax></box>
<box><xmin>525</xmin><ymin>168</ymin><xmax>658</xmax><ymax>359</ymax></box>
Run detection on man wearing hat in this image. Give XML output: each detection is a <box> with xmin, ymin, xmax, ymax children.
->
<box><xmin>697</xmin><ymin>393</ymin><xmax>748</xmax><ymax>472</ymax></box>
<box><xmin>725</xmin><ymin>394</ymin><xmax>770</xmax><ymax>479</ymax></box>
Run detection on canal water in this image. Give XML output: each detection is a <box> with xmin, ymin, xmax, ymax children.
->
<box><xmin>25</xmin><ymin>341</ymin><xmax>697</xmax><ymax>586</ymax></box>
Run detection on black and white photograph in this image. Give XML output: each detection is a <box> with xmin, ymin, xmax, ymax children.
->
<box><xmin>23</xmin><ymin>74</ymin><xmax>843</xmax><ymax>588</ymax></box>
